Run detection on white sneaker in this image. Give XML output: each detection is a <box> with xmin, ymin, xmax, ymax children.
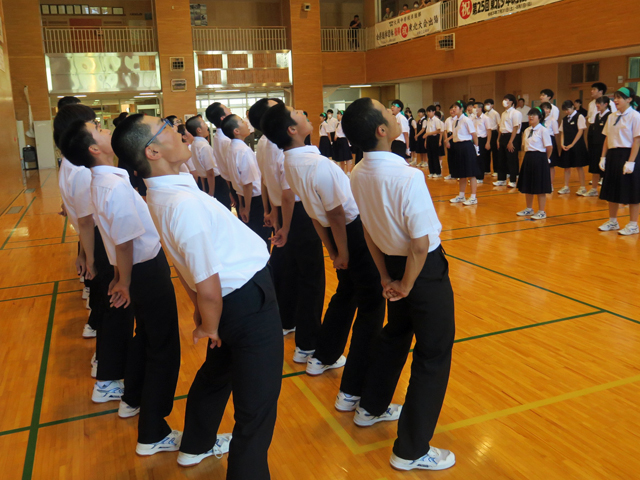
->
<box><xmin>598</xmin><ymin>220</ymin><xmax>620</xmax><ymax>231</ymax></box>
<box><xmin>462</xmin><ymin>198</ymin><xmax>477</xmax><ymax>206</ymax></box>
<box><xmin>619</xmin><ymin>224</ymin><xmax>640</xmax><ymax>236</ymax></box>
<box><xmin>390</xmin><ymin>447</ymin><xmax>456</xmax><ymax>471</ymax></box>
<box><xmin>306</xmin><ymin>355</ymin><xmax>346</xmax><ymax>376</ymax></box>
<box><xmin>118</xmin><ymin>401</ymin><xmax>140</xmax><ymax>418</ymax></box>
<box><xmin>589</xmin><ymin>180</ymin><xmax>592</xmax><ymax>185</ymax></box>
<box><xmin>599</xmin><ymin>178</ymin><xmax>603</xmax><ymax>185</ymax></box>
<box><xmin>282</xmin><ymin>327</ymin><xmax>296</xmax><ymax>336</ymax></box>
<box><xmin>508</xmin><ymin>182</ymin><xmax>517</xmax><ymax>188</ymax></box>
<box><xmin>583</xmin><ymin>188</ymin><xmax>598</xmax><ymax>197</ymax></box>
<box><xmin>576</xmin><ymin>186</ymin><xmax>588</xmax><ymax>196</ymax></box>
<box><xmin>91</xmin><ymin>380</ymin><xmax>124</xmax><ymax>403</ymax></box>
<box><xmin>335</xmin><ymin>391</ymin><xmax>361</xmax><ymax>412</ymax></box>
<box><xmin>293</xmin><ymin>347</ymin><xmax>315</xmax><ymax>364</ymax></box>
<box><xmin>409</xmin><ymin>160</ymin><xmax>417</xmax><ymax>166</ymax></box>
<box><xmin>82</xmin><ymin>323</ymin><xmax>97</xmax><ymax>338</ymax></box>
<box><xmin>354</xmin><ymin>404</ymin><xmax>402</xmax><ymax>427</ymax></box>
<box><xmin>485</xmin><ymin>172</ymin><xmax>492</xmax><ymax>175</ymax></box>
<box><xmin>82</xmin><ymin>287</ymin><xmax>90</xmax><ymax>299</ymax></box>
<box><xmin>449</xmin><ymin>195</ymin><xmax>465</xmax><ymax>204</ymax></box>
<box><xmin>517</xmin><ymin>208</ymin><xmax>534</xmax><ymax>216</ymax></box>
<box><xmin>177</xmin><ymin>434</ymin><xmax>232</xmax><ymax>467</ymax></box>
<box><xmin>558</xmin><ymin>186</ymin><xmax>571</xmax><ymax>194</ymax></box>
<box><xmin>531</xmin><ymin>211</ymin><xmax>547</xmax><ymax>220</ymax></box>
<box><xmin>476</xmin><ymin>180</ymin><xmax>483</xmax><ymax>185</ymax></box>
<box><xmin>493</xmin><ymin>180</ymin><xmax>507</xmax><ymax>186</ymax></box>
<box><xmin>433</xmin><ymin>174</ymin><xmax>442</xmax><ymax>178</ymax></box>
<box><xmin>136</xmin><ymin>430</ymin><xmax>182</xmax><ymax>456</ymax></box>
<box><xmin>444</xmin><ymin>175</ymin><xmax>452</xmax><ymax>180</ymax></box>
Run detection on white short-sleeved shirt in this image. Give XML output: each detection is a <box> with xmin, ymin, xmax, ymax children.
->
<box><xmin>394</xmin><ymin>113</ymin><xmax>410</xmax><ymax>143</ymax></box>
<box><xmin>191</xmin><ymin>136</ymin><xmax>219</xmax><ymax>178</ymax></box>
<box><xmin>588</xmin><ymin>98</ymin><xmax>617</xmax><ymax>124</ymax></box>
<box><xmin>544</xmin><ymin>116</ymin><xmax>560</xmax><ymax>136</ymax></box>
<box><xmin>228</xmin><ymin>139</ymin><xmax>261</xmax><ymax>197</ymax></box>
<box><xmin>500</xmin><ymin>107</ymin><xmax>523</xmax><ymax>134</ymax></box>
<box><xmin>90</xmin><ymin>165</ymin><xmax>161</xmax><ymax>266</ymax></box>
<box><xmin>603</xmin><ymin>107</ymin><xmax>640</xmax><ymax>149</ymax></box>
<box><xmin>283</xmin><ymin>146</ymin><xmax>359</xmax><ymax>228</ymax></box>
<box><xmin>326</xmin><ymin>116</ymin><xmax>338</xmax><ymax>133</ymax></box>
<box><xmin>484</xmin><ymin>108</ymin><xmax>501</xmax><ymax>130</ymax></box>
<box><xmin>350</xmin><ymin>151</ymin><xmax>442</xmax><ymax>256</ymax></box>
<box><xmin>58</xmin><ymin>157</ymin><xmax>94</xmax><ymax>233</ymax></box>
<box><xmin>144</xmin><ymin>173</ymin><xmax>269</xmax><ymax>296</ymax></box>
<box><xmin>524</xmin><ymin>124</ymin><xmax>552</xmax><ymax>153</ymax></box>
<box><xmin>336</xmin><ymin>121</ymin><xmax>346</xmax><ymax>139</ymax></box>
<box><xmin>559</xmin><ymin>112</ymin><xmax>587</xmax><ymax>132</ymax></box>
<box><xmin>320</xmin><ymin>122</ymin><xmax>329</xmax><ymax>137</ymax></box>
<box><xmin>255</xmin><ymin>135</ymin><xmax>298</xmax><ymax>207</ymax></box>
<box><xmin>185</xmin><ymin>145</ymin><xmax>196</xmax><ymax>173</ymax></box>
<box><xmin>452</xmin><ymin>115</ymin><xmax>476</xmax><ymax>142</ymax></box>
<box><xmin>213</xmin><ymin>128</ymin><xmax>232</xmax><ymax>181</ymax></box>
<box><xmin>549</xmin><ymin>103</ymin><xmax>560</xmax><ymax>122</ymax></box>
<box><xmin>426</xmin><ymin>116</ymin><xmax>443</xmax><ymax>133</ymax></box>
<box><xmin>472</xmin><ymin>114</ymin><xmax>490</xmax><ymax>138</ymax></box>
<box><xmin>444</xmin><ymin>116</ymin><xmax>456</xmax><ymax>134</ymax></box>
<box><xmin>517</xmin><ymin>105</ymin><xmax>531</xmax><ymax>120</ymax></box>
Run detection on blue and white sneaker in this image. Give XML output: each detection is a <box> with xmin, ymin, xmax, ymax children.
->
<box><xmin>353</xmin><ymin>404</ymin><xmax>402</xmax><ymax>427</ymax></box>
<box><xmin>82</xmin><ymin>323</ymin><xmax>97</xmax><ymax>338</ymax></box>
<box><xmin>136</xmin><ymin>430</ymin><xmax>182</xmax><ymax>456</ymax></box>
<box><xmin>118</xmin><ymin>400</ymin><xmax>140</xmax><ymax>419</ymax></box>
<box><xmin>177</xmin><ymin>433</ymin><xmax>232</xmax><ymax>467</ymax></box>
<box><xmin>306</xmin><ymin>355</ymin><xmax>346</xmax><ymax>376</ymax></box>
<box><xmin>91</xmin><ymin>380</ymin><xmax>124</xmax><ymax>403</ymax></box>
<box><xmin>335</xmin><ymin>391</ymin><xmax>360</xmax><ymax>412</ymax></box>
<box><xmin>390</xmin><ymin>447</ymin><xmax>456</xmax><ymax>471</ymax></box>
<box><xmin>293</xmin><ymin>347</ymin><xmax>315</xmax><ymax>364</ymax></box>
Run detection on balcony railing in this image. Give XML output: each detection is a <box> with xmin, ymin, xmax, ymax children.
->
<box><xmin>321</xmin><ymin>28</ymin><xmax>367</xmax><ymax>52</ymax></box>
<box><xmin>43</xmin><ymin>27</ymin><xmax>156</xmax><ymax>54</ymax></box>
<box><xmin>192</xmin><ymin>27</ymin><xmax>287</xmax><ymax>52</ymax></box>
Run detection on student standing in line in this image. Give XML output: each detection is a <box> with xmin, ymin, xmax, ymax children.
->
<box><xmin>585</xmin><ymin>96</ymin><xmax>612</xmax><ymax>197</ymax></box>
<box><xmin>483</xmin><ymin>99</ymin><xmax>501</xmax><ymax>176</ymax></box>
<box><xmin>443</xmin><ymin>105</ymin><xmax>457</xmax><ymax>180</ymax></box>
<box><xmin>414</xmin><ymin>108</ymin><xmax>428</xmax><ymax>168</ymax></box>
<box><xmin>262</xmin><ymin>103</ymin><xmax>386</xmax><ymax>412</ymax></box>
<box><xmin>333</xmin><ymin>110</ymin><xmax>354</xmax><ymax>174</ymax></box>
<box><xmin>541</xmin><ymin>102</ymin><xmax>561</xmax><ymax>190</ymax></box>
<box><xmin>574</xmin><ymin>99</ymin><xmax>588</xmax><ymax>119</ymax></box>
<box><xmin>473</xmin><ymin>102</ymin><xmax>491</xmax><ymax>185</ymax></box>
<box><xmin>249</xmin><ymin>98</ymin><xmax>325</xmax><ymax>362</ymax></box>
<box><xmin>434</xmin><ymin>104</ymin><xmax>443</xmax><ymax>120</ymax></box>
<box><xmin>326</xmin><ymin>109</ymin><xmax>339</xmax><ymax>143</ymax></box>
<box><xmin>540</xmin><ymin>89</ymin><xmax>560</xmax><ymax>122</ymax></box>
<box><xmin>176</xmin><ymin>125</ymin><xmax>199</xmax><ymax>183</ymax></box>
<box><xmin>494</xmin><ymin>94</ymin><xmax>522</xmax><ymax>188</ymax></box>
<box><xmin>205</xmin><ymin>102</ymin><xmax>237</xmax><ymax>210</ymax></box>
<box><xmin>588</xmin><ymin>82</ymin><xmax>616</xmax><ymax>125</ymax></box>
<box><xmin>62</xmin><ymin>118</ymin><xmax>182</xmax><ymax>456</ymax></box>
<box><xmin>390</xmin><ymin>99</ymin><xmax>411</xmax><ymax>161</ymax></box>
<box><xmin>424</xmin><ymin>106</ymin><xmax>444</xmax><ymax>178</ymax></box>
<box><xmin>447</xmin><ymin>101</ymin><xmax>480</xmax><ymax>205</ymax></box>
<box><xmin>557</xmin><ymin>100</ymin><xmax>588</xmax><ymax>195</ymax></box>
<box><xmin>598</xmin><ymin>87</ymin><xmax>640</xmax><ymax>236</ymax></box>
<box><xmin>116</xmin><ymin>114</ymin><xmax>282</xmax><ymax>476</ymax></box>
<box><xmin>319</xmin><ymin>113</ymin><xmax>333</xmax><ymax>158</ymax></box>
<box><xmin>343</xmin><ymin>97</ymin><xmax>456</xmax><ymax>472</ymax></box>
<box><xmin>516</xmin><ymin>108</ymin><xmax>553</xmax><ymax>220</ymax></box>
<box><xmin>517</xmin><ymin>98</ymin><xmax>531</xmax><ymax>134</ymax></box>
<box><xmin>406</xmin><ymin>107</ymin><xmax>418</xmax><ymax>166</ymax></box>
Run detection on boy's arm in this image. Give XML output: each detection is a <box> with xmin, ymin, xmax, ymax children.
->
<box><xmin>110</xmin><ymin>240</ymin><xmax>134</xmax><ymax>308</ymax></box>
<box><xmin>272</xmin><ymin>189</ymin><xmax>295</xmax><ymax>248</ymax></box>
<box><xmin>385</xmin><ymin>234</ymin><xmax>430</xmax><ymax>301</ymax></box>
<box><xmin>312</xmin><ymin>218</ymin><xmax>337</xmax><ymax>260</ymax></box>
<box><xmin>261</xmin><ymin>180</ymin><xmax>272</xmax><ymax>227</ymax></box>
<box><xmin>206</xmin><ymin>169</ymin><xmax>216</xmax><ymax>196</ymax></box>
<box><xmin>193</xmin><ymin>274</ymin><xmax>224</xmax><ymax>348</ymax></box>
<box><xmin>77</xmin><ymin>215</ymin><xmax>96</xmax><ymax>279</ymax></box>
<box><xmin>363</xmin><ymin>226</ymin><xmax>391</xmax><ymax>289</ymax></box>
<box><xmin>241</xmin><ymin>184</ymin><xmax>253</xmax><ymax>222</ymax></box>
<box><xmin>325</xmin><ymin>204</ymin><xmax>349</xmax><ymax>270</ymax></box>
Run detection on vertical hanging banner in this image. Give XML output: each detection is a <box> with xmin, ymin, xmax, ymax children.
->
<box><xmin>375</xmin><ymin>4</ymin><xmax>442</xmax><ymax>47</ymax></box>
<box><xmin>458</xmin><ymin>0</ymin><xmax>564</xmax><ymax>27</ymax></box>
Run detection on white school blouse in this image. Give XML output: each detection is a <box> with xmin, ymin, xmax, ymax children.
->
<box><xmin>499</xmin><ymin>107</ymin><xmax>523</xmax><ymax>134</ymax></box>
<box><xmin>394</xmin><ymin>113</ymin><xmax>410</xmax><ymax>143</ymax></box>
<box><xmin>90</xmin><ymin>165</ymin><xmax>161</xmax><ymax>267</ymax></box>
<box><xmin>191</xmin><ymin>136</ymin><xmax>219</xmax><ymax>178</ymax></box>
<box><xmin>326</xmin><ymin>116</ymin><xmax>338</xmax><ymax>133</ymax></box>
<box><xmin>212</xmin><ymin>128</ymin><xmax>232</xmax><ymax>181</ymax></box>
<box><xmin>559</xmin><ymin>111</ymin><xmax>587</xmax><ymax>132</ymax></box>
<box><xmin>320</xmin><ymin>121</ymin><xmax>329</xmax><ymax>137</ymax></box>
<box><xmin>544</xmin><ymin>116</ymin><xmax>559</xmax><ymax>136</ymax></box>
<box><xmin>472</xmin><ymin>114</ymin><xmax>490</xmax><ymax>138</ymax></box>
<box><xmin>144</xmin><ymin>173</ymin><xmax>269</xmax><ymax>296</ymax></box>
<box><xmin>452</xmin><ymin>115</ymin><xmax>476</xmax><ymax>142</ymax></box>
<box><xmin>228</xmin><ymin>139</ymin><xmax>261</xmax><ymax>198</ymax></box>
<box><xmin>484</xmin><ymin>108</ymin><xmax>501</xmax><ymax>130</ymax></box>
<box><xmin>588</xmin><ymin>98</ymin><xmax>617</xmax><ymax>124</ymax></box>
<box><xmin>283</xmin><ymin>146</ymin><xmax>359</xmax><ymax>228</ymax></box>
<box><xmin>549</xmin><ymin>104</ymin><xmax>560</xmax><ymax>123</ymax></box>
<box><xmin>255</xmin><ymin>135</ymin><xmax>298</xmax><ymax>207</ymax></box>
<box><xmin>603</xmin><ymin>107</ymin><xmax>640</xmax><ymax>149</ymax></box>
<box><xmin>336</xmin><ymin>121</ymin><xmax>347</xmax><ymax>139</ymax></box>
<box><xmin>58</xmin><ymin>157</ymin><xmax>94</xmax><ymax>233</ymax></box>
<box><xmin>426</xmin><ymin>116</ymin><xmax>443</xmax><ymax>133</ymax></box>
<box><xmin>524</xmin><ymin>124</ymin><xmax>552</xmax><ymax>153</ymax></box>
<box><xmin>444</xmin><ymin>116</ymin><xmax>456</xmax><ymax>134</ymax></box>
<box><xmin>350</xmin><ymin>151</ymin><xmax>442</xmax><ymax>256</ymax></box>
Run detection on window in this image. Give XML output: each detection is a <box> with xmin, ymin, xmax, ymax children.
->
<box><xmin>571</xmin><ymin>64</ymin><xmax>584</xmax><ymax>84</ymax></box>
<box><xmin>585</xmin><ymin>63</ymin><xmax>599</xmax><ymax>83</ymax></box>
<box><xmin>629</xmin><ymin>57</ymin><xmax>640</xmax><ymax>80</ymax></box>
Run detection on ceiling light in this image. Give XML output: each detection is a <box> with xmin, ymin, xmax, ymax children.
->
<box><xmin>217</xmin><ymin>89</ymin><xmax>240</xmax><ymax>93</ymax></box>
<box><xmin>349</xmin><ymin>85</ymin><xmax>371</xmax><ymax>88</ymax></box>
<box><xmin>134</xmin><ymin>96</ymin><xmax>157</xmax><ymax>98</ymax></box>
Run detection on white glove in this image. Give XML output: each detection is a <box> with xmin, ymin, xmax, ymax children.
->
<box><xmin>599</xmin><ymin>157</ymin><xmax>606</xmax><ymax>171</ymax></box>
<box><xmin>624</xmin><ymin>162</ymin><xmax>635</xmax><ymax>174</ymax></box>
<box><xmin>474</xmin><ymin>145</ymin><xmax>480</xmax><ymax>156</ymax></box>
<box><xmin>406</xmin><ymin>148</ymin><xmax>411</xmax><ymax>157</ymax></box>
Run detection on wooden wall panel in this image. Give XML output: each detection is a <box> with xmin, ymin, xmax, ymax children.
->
<box><xmin>202</xmin><ymin>70</ymin><xmax>222</xmax><ymax>85</ymax></box>
<box><xmin>197</xmin><ymin>54</ymin><xmax>223</xmax><ymax>69</ymax></box>
<box><xmin>227</xmin><ymin>54</ymin><xmax>248</xmax><ymax>69</ymax></box>
<box><xmin>253</xmin><ymin>53</ymin><xmax>278</xmax><ymax>68</ymax></box>
<box><xmin>322</xmin><ymin>52</ymin><xmax>366</xmax><ymax>86</ymax></box>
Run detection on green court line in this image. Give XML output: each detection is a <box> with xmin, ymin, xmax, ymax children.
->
<box><xmin>21</xmin><ymin>281</ymin><xmax>58</xmax><ymax>480</ymax></box>
<box><xmin>7</xmin><ymin>236</ymin><xmax>73</xmax><ymax>244</ymax></box>
<box><xmin>0</xmin><ymin>278</ymin><xmax>79</xmax><ymax>292</ymax></box>
<box><xmin>61</xmin><ymin>216</ymin><xmax>68</xmax><ymax>244</ymax></box>
<box><xmin>0</xmin><ymin>426</ymin><xmax>30</xmax><ymax>438</ymax></box>
<box><xmin>2</xmin><ymin>242</ymin><xmax>71</xmax><ymax>251</ymax></box>
<box><xmin>39</xmin><ymin>170</ymin><xmax>54</xmax><ymax>188</ymax></box>
<box><xmin>0</xmin><ymin>293</ymin><xmax>53</xmax><ymax>304</ymax></box>
<box><xmin>39</xmin><ymin>409</ymin><xmax>118</xmax><ymax>429</ymax></box>
<box><xmin>1</xmin><ymin>197</ymin><xmax>37</xmax><ymax>250</ymax></box>
<box><xmin>0</xmin><ymin>189</ymin><xmax>26</xmax><ymax>216</ymax></box>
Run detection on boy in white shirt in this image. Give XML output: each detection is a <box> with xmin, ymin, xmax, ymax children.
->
<box><xmin>261</xmin><ymin>102</ymin><xmax>386</xmax><ymax>412</ymax></box>
<box><xmin>206</xmin><ymin>102</ymin><xmax>237</xmax><ymax>210</ymax></box>
<box><xmin>221</xmin><ymin>114</ymin><xmax>272</xmax><ymax>248</ymax></box>
<box><xmin>483</xmin><ymin>99</ymin><xmax>501</xmax><ymax>175</ymax></box>
<box><xmin>540</xmin><ymin>89</ymin><xmax>560</xmax><ymax>122</ymax></box>
<box><xmin>343</xmin><ymin>97</ymin><xmax>456</xmax><ymax>472</ymax></box>
<box><xmin>390</xmin><ymin>99</ymin><xmax>411</xmax><ymax>160</ymax></box>
<box><xmin>495</xmin><ymin>94</ymin><xmax>523</xmax><ymax>187</ymax></box>
<box><xmin>588</xmin><ymin>82</ymin><xmax>616</xmax><ymax>124</ymax></box>
<box><xmin>114</xmin><ymin>113</ymin><xmax>282</xmax><ymax>476</ymax></box>
<box><xmin>61</xmin><ymin>117</ymin><xmax>182</xmax><ymax>456</ymax></box>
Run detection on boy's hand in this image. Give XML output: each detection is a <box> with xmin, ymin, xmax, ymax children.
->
<box><xmin>240</xmin><ymin>207</ymin><xmax>249</xmax><ymax>223</ymax></box>
<box><xmin>384</xmin><ymin>280</ymin><xmax>412</xmax><ymax>301</ymax></box>
<box><xmin>271</xmin><ymin>227</ymin><xmax>289</xmax><ymax>248</ymax></box>
<box><xmin>333</xmin><ymin>252</ymin><xmax>349</xmax><ymax>270</ymax></box>
<box><xmin>507</xmin><ymin>142</ymin><xmax>515</xmax><ymax>152</ymax></box>
<box><xmin>75</xmin><ymin>255</ymin><xmax>87</xmax><ymax>277</ymax></box>
<box><xmin>109</xmin><ymin>281</ymin><xmax>131</xmax><ymax>308</ymax></box>
<box><xmin>263</xmin><ymin>212</ymin><xmax>273</xmax><ymax>228</ymax></box>
<box><xmin>193</xmin><ymin>325</ymin><xmax>222</xmax><ymax>348</ymax></box>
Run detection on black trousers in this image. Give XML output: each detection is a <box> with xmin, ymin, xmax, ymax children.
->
<box><xmin>488</xmin><ymin>130</ymin><xmax>498</xmax><ymax>172</ymax></box>
<box><xmin>121</xmin><ymin>249</ymin><xmax>181</xmax><ymax>444</ymax></box>
<box><xmin>240</xmin><ymin>194</ymin><xmax>271</xmax><ymax>250</ymax></box>
<box><xmin>229</xmin><ymin>182</ymin><xmax>240</xmax><ymax>210</ymax></box>
<box><xmin>426</xmin><ymin>136</ymin><xmax>441</xmax><ymax>175</ymax></box>
<box><xmin>497</xmin><ymin>133</ymin><xmax>521</xmax><ymax>182</ymax></box>
<box><xmin>93</xmin><ymin>227</ymin><xmax>135</xmax><ymax>381</ymax></box>
<box><xmin>359</xmin><ymin>246</ymin><xmax>455</xmax><ymax>461</ymax></box>
<box><xmin>391</xmin><ymin>140</ymin><xmax>407</xmax><ymax>159</ymax></box>
<box><xmin>313</xmin><ymin>217</ymin><xmax>385</xmax><ymax>395</ymax></box>
<box><xmin>197</xmin><ymin>177</ymin><xmax>206</xmax><ymax>192</ymax></box>
<box><xmin>270</xmin><ymin>202</ymin><xmax>325</xmax><ymax>351</ymax></box>
<box><xmin>180</xmin><ymin>267</ymin><xmax>283</xmax><ymax>480</ymax></box>
<box><xmin>476</xmin><ymin>137</ymin><xmax>487</xmax><ymax>180</ymax></box>
<box><xmin>214</xmin><ymin>175</ymin><xmax>232</xmax><ymax>211</ymax></box>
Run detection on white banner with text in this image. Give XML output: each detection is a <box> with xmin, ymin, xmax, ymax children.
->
<box><xmin>375</xmin><ymin>4</ymin><xmax>442</xmax><ymax>47</ymax></box>
<box><xmin>457</xmin><ymin>0</ymin><xmax>563</xmax><ymax>27</ymax></box>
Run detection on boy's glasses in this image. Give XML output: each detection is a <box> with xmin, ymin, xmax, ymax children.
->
<box><xmin>145</xmin><ymin>118</ymin><xmax>172</xmax><ymax>148</ymax></box>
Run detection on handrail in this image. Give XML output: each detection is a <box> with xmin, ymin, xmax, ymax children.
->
<box><xmin>43</xmin><ymin>26</ymin><xmax>156</xmax><ymax>54</ymax></box>
<box><xmin>320</xmin><ymin>28</ymin><xmax>366</xmax><ymax>52</ymax></box>
<box><xmin>192</xmin><ymin>27</ymin><xmax>288</xmax><ymax>52</ymax></box>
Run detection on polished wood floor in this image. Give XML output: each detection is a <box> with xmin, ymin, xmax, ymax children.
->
<box><xmin>1</xmin><ymin>166</ymin><xmax>639</xmax><ymax>480</ymax></box>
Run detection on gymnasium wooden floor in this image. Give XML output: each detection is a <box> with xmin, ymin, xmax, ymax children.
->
<box><xmin>1</xmin><ymin>165</ymin><xmax>639</xmax><ymax>480</ymax></box>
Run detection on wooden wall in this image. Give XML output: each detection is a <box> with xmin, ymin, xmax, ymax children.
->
<box><xmin>322</xmin><ymin>52</ymin><xmax>366</xmax><ymax>86</ymax></box>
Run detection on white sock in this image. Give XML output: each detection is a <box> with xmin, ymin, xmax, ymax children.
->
<box><xmin>629</xmin><ymin>221</ymin><xmax>638</xmax><ymax>227</ymax></box>
<box><xmin>610</xmin><ymin>218</ymin><xmax>618</xmax><ymax>223</ymax></box>
<box><xmin>470</xmin><ymin>194</ymin><xmax>476</xmax><ymax>200</ymax></box>
<box><xmin>459</xmin><ymin>192</ymin><xmax>465</xmax><ymax>198</ymax></box>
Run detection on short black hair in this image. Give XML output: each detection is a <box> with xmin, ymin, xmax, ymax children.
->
<box><xmin>484</xmin><ymin>98</ymin><xmax>494</xmax><ymax>105</ymax></box>
<box><xmin>435</xmin><ymin>104</ymin><xmax>441</xmax><ymax>109</ymax></box>
<box><xmin>303</xmin><ymin>111</ymin><xmax>308</xmax><ymax>117</ymax></box>
<box><xmin>112</xmin><ymin>112</ymin><xmax>128</xmax><ymax>128</ymax></box>
<box><xmin>475</xmin><ymin>102</ymin><xmax>484</xmax><ymax>109</ymax></box>
<box><xmin>248</xmin><ymin>98</ymin><xmax>284</xmax><ymax>131</ymax></box>
<box><xmin>177</xmin><ymin>124</ymin><xmax>187</xmax><ymax>137</ymax></box>
<box><xmin>503</xmin><ymin>94</ymin><xmax>517</xmax><ymax>105</ymax></box>
<box><xmin>57</xmin><ymin>96</ymin><xmax>81</xmax><ymax>109</ymax></box>
<box><xmin>111</xmin><ymin>113</ymin><xmax>153</xmax><ymax>178</ymax></box>
<box><xmin>561</xmin><ymin>100</ymin><xmax>575</xmax><ymax>110</ymax></box>
<box><xmin>528</xmin><ymin>107</ymin><xmax>545</xmax><ymax>124</ymax></box>
<box><xmin>592</xmin><ymin>82</ymin><xmax>607</xmax><ymax>94</ymax></box>
<box><xmin>595</xmin><ymin>96</ymin><xmax>610</xmax><ymax>106</ymax></box>
<box><xmin>540</xmin><ymin>89</ymin><xmax>555</xmax><ymax>98</ymax></box>
<box><xmin>185</xmin><ymin>115</ymin><xmax>203</xmax><ymax>137</ymax></box>
<box><xmin>53</xmin><ymin>104</ymin><xmax>96</xmax><ymax>148</ymax></box>
<box><xmin>59</xmin><ymin>120</ymin><xmax>96</xmax><ymax>169</ymax></box>
<box><xmin>391</xmin><ymin>99</ymin><xmax>404</xmax><ymax>111</ymax></box>
<box><xmin>466</xmin><ymin>101</ymin><xmax>475</xmax><ymax>109</ymax></box>
<box><xmin>261</xmin><ymin>103</ymin><xmax>296</xmax><ymax>150</ymax></box>
<box><xmin>574</xmin><ymin>99</ymin><xmax>583</xmax><ymax>105</ymax></box>
<box><xmin>417</xmin><ymin>108</ymin><xmax>426</xmax><ymax>114</ymax></box>
<box><xmin>426</xmin><ymin>105</ymin><xmax>436</xmax><ymax>112</ymax></box>
<box><xmin>327</xmin><ymin>109</ymin><xmax>334</xmax><ymax>114</ymax></box>
<box><xmin>342</xmin><ymin>97</ymin><xmax>388</xmax><ymax>152</ymax></box>
<box><xmin>540</xmin><ymin>101</ymin><xmax>552</xmax><ymax>112</ymax></box>
<box><xmin>205</xmin><ymin>102</ymin><xmax>226</xmax><ymax>128</ymax></box>
<box><xmin>166</xmin><ymin>115</ymin><xmax>179</xmax><ymax>126</ymax></box>
<box><xmin>221</xmin><ymin>114</ymin><xmax>241</xmax><ymax>139</ymax></box>
<box><xmin>517</xmin><ymin>98</ymin><xmax>525</xmax><ymax>104</ymax></box>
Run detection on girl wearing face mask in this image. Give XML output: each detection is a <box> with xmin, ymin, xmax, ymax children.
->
<box><xmin>494</xmin><ymin>94</ymin><xmax>523</xmax><ymax>187</ymax></box>
<box><xmin>447</xmin><ymin>100</ymin><xmax>480</xmax><ymax>205</ymax></box>
<box><xmin>598</xmin><ymin>87</ymin><xmax>640</xmax><ymax>235</ymax></box>
<box><xmin>483</xmin><ymin>99</ymin><xmax>501</xmax><ymax>176</ymax></box>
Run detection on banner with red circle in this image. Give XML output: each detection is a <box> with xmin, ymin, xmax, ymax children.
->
<box><xmin>374</xmin><ymin>3</ymin><xmax>442</xmax><ymax>47</ymax></box>
<box><xmin>458</xmin><ymin>0</ymin><xmax>564</xmax><ymax>27</ymax></box>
